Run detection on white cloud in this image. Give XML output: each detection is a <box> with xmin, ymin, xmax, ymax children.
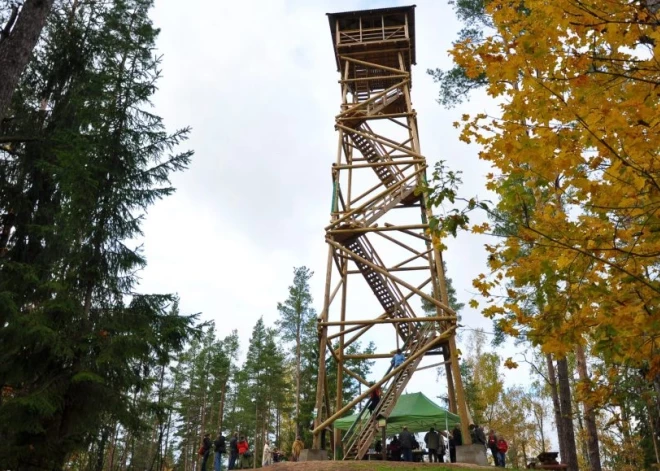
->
<box><xmin>143</xmin><ymin>0</ymin><xmax>535</xmax><ymax>417</ymax></box>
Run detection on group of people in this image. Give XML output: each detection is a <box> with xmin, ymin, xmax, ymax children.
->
<box><xmin>384</xmin><ymin>426</ymin><xmax>418</xmax><ymax>461</ymax></box>
<box><xmin>470</xmin><ymin>424</ymin><xmax>509</xmax><ymax>468</ymax></box>
<box><xmin>384</xmin><ymin>425</ymin><xmax>464</xmax><ymax>463</ymax></box>
<box><xmin>379</xmin><ymin>423</ymin><xmax>508</xmax><ymax>466</ymax></box>
<box><xmin>199</xmin><ymin>432</ymin><xmax>251</xmax><ymax>470</ymax></box>
<box><xmin>470</xmin><ymin>423</ymin><xmax>509</xmax><ymax>467</ymax></box>
<box><xmin>198</xmin><ymin>432</ymin><xmax>306</xmax><ymax>470</ymax></box>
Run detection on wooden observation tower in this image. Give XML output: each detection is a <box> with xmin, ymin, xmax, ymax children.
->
<box><xmin>310</xmin><ymin>5</ymin><xmax>471</xmax><ymax>461</ymax></box>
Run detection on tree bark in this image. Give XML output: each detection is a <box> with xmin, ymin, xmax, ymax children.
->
<box><xmin>296</xmin><ymin>330</ymin><xmax>301</xmax><ymax>435</ymax></box>
<box><xmin>575</xmin><ymin>343</ymin><xmax>602</xmax><ymax>471</ymax></box>
<box><xmin>546</xmin><ymin>354</ymin><xmax>565</xmax><ymax>459</ymax></box>
<box><xmin>556</xmin><ymin>356</ymin><xmax>579</xmax><ymax>471</ymax></box>
<box><xmin>218</xmin><ymin>380</ymin><xmax>227</xmax><ymax>431</ymax></box>
<box><xmin>0</xmin><ymin>0</ymin><xmax>55</xmax><ymax>124</ymax></box>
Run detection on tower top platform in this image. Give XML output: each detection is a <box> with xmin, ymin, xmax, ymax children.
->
<box><xmin>327</xmin><ymin>5</ymin><xmax>416</xmax><ymax>72</ymax></box>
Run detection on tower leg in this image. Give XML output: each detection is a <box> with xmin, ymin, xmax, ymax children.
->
<box><xmin>444</xmin><ymin>348</ymin><xmax>457</xmax><ymax>413</ymax></box>
<box><xmin>312</xmin><ymin>246</ymin><xmax>333</xmax><ymax>450</ymax></box>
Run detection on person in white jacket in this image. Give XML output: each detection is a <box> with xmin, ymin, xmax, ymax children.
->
<box><xmin>262</xmin><ymin>441</ymin><xmax>272</xmax><ymax>466</ymax></box>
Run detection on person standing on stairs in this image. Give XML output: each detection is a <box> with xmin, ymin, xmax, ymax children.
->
<box><xmin>391</xmin><ymin>349</ymin><xmax>405</xmax><ymax>368</ymax></box>
<box><xmin>367</xmin><ymin>382</ymin><xmax>382</xmax><ymax>414</ymax></box>
<box><xmin>399</xmin><ymin>426</ymin><xmax>414</xmax><ymax>462</ymax></box>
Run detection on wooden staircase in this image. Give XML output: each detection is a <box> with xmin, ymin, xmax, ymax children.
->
<box><xmin>345</xmin><ymin>236</ymin><xmax>416</xmax><ymax>340</ymax></box>
<box><xmin>350</xmin><ymin>129</ymin><xmax>401</xmax><ymax>187</ymax></box>
<box><xmin>341</xmin><ymin>322</ymin><xmax>435</xmax><ymax>460</ymax></box>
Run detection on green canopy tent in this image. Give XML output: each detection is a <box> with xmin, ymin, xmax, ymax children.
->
<box><xmin>334</xmin><ymin>392</ymin><xmax>461</xmax><ymax>434</ymax></box>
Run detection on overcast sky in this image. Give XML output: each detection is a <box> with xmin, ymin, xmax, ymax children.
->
<box><xmin>141</xmin><ymin>0</ymin><xmax>535</xmax><ymax>417</ymax></box>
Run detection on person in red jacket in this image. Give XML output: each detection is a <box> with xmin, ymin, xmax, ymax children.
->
<box><xmin>496</xmin><ymin>437</ymin><xmax>509</xmax><ymax>467</ymax></box>
<box><xmin>367</xmin><ymin>382</ymin><xmax>382</xmax><ymax>414</ymax></box>
<box><xmin>237</xmin><ymin>436</ymin><xmax>250</xmax><ymax>469</ymax></box>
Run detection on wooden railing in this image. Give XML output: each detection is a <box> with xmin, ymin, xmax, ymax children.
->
<box><xmin>338</xmin><ymin>25</ymin><xmax>407</xmax><ymax>45</ymax></box>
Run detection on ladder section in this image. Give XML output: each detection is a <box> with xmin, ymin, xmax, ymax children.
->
<box><xmin>345</xmin><ymin>236</ymin><xmax>415</xmax><ymax>340</ymax></box>
<box><xmin>352</xmin><ymin>181</ymin><xmax>417</xmax><ymax>228</ymax></box>
<box><xmin>348</xmin><ymin>124</ymin><xmax>406</xmax><ymax>188</ymax></box>
<box><xmin>343</xmin><ymin>87</ymin><xmax>404</xmax><ymax>118</ymax></box>
<box><xmin>342</xmin><ymin>323</ymin><xmax>436</xmax><ymax>460</ymax></box>
<box><xmin>349</xmin><ymin>130</ymin><xmax>399</xmax><ymax>187</ymax></box>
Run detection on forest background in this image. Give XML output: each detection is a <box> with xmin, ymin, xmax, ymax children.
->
<box><xmin>0</xmin><ymin>0</ymin><xmax>658</xmax><ymax>470</ymax></box>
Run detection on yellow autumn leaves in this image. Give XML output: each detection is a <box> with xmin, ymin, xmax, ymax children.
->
<box><xmin>443</xmin><ymin>0</ymin><xmax>660</xmax><ymax>383</ymax></box>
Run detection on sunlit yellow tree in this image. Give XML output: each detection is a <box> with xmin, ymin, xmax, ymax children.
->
<box><xmin>455</xmin><ymin>0</ymin><xmax>660</xmax><ymax>372</ymax></box>
<box><xmin>427</xmin><ymin>0</ymin><xmax>660</xmax><ymax>468</ymax></box>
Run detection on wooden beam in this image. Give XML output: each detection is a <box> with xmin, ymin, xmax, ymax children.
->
<box><xmin>334</xmin><ymin>159</ymin><xmax>424</xmax><ymax>170</ymax></box>
<box><xmin>325</xmin><ymin>166</ymin><xmax>425</xmax><ymax>231</ymax></box>
<box><xmin>337</xmin><ymin>80</ymin><xmax>407</xmax><ymax>118</ymax></box>
<box><xmin>328</xmin><ymin>223</ymin><xmax>427</xmax><ymax>235</ymax></box>
<box><xmin>320</xmin><ymin>316</ymin><xmax>454</xmax><ymax>327</ymax></box>
<box><xmin>342</xmin><ymin>55</ymin><xmax>408</xmax><ymax>76</ymax></box>
<box><xmin>344</xmin><ymin>353</ymin><xmax>396</xmax><ymax>359</ymax></box>
<box><xmin>325</xmin><ymin>338</ymin><xmax>370</xmax><ymax>388</ymax></box>
<box><xmin>328</xmin><ymin>278</ymin><xmax>343</xmax><ymax>308</ymax></box>
<box><xmin>313</xmin><ymin>326</ymin><xmax>457</xmax><ymax>434</ymax></box>
<box><xmin>337</xmin><ymin>124</ymin><xmax>425</xmax><ymax>160</ymax></box>
<box><xmin>339</xmin><ymin>74</ymin><xmax>408</xmax><ymax>83</ymax></box>
<box><xmin>416</xmin><ymin>360</ymin><xmax>451</xmax><ymax>372</ymax></box>
<box><xmin>338</xmin><ymin>112</ymin><xmax>414</xmax><ymax>121</ymax></box>
<box><xmin>327</xmin><ymin>276</ymin><xmax>432</xmax><ymax>344</ymax></box>
<box><xmin>346</xmin><ymin>265</ymin><xmax>430</xmax><ymax>274</ymax></box>
<box><xmin>373</xmin><ymin>230</ymin><xmax>431</xmax><ymax>261</ymax></box>
<box><xmin>384</xmin><ymin>222</ymin><xmax>431</xmax><ymax>242</ymax></box>
<box><xmin>348</xmin><ymin>164</ymin><xmax>414</xmax><ymax>207</ymax></box>
<box><xmin>328</xmin><ymin>239</ymin><xmax>456</xmax><ymax>316</ymax></box>
<box><xmin>313</xmin><ymin>246</ymin><xmax>334</xmax><ymax>449</ymax></box>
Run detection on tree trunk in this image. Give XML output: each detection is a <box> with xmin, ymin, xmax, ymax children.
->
<box><xmin>107</xmin><ymin>424</ymin><xmax>118</xmax><ymax>471</ymax></box>
<box><xmin>0</xmin><ymin>0</ymin><xmax>55</xmax><ymax>124</ymax></box>
<box><xmin>546</xmin><ymin>354</ymin><xmax>565</xmax><ymax>458</ymax></box>
<box><xmin>95</xmin><ymin>426</ymin><xmax>109</xmax><ymax>471</ymax></box>
<box><xmin>296</xmin><ymin>334</ymin><xmax>301</xmax><ymax>435</ymax></box>
<box><xmin>575</xmin><ymin>343</ymin><xmax>602</xmax><ymax>471</ymax></box>
<box><xmin>218</xmin><ymin>381</ymin><xmax>227</xmax><ymax>431</ymax></box>
<box><xmin>556</xmin><ymin>356</ymin><xmax>579</xmax><ymax>471</ymax></box>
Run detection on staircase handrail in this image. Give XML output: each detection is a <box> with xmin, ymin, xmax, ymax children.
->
<box><xmin>342</xmin><ymin>322</ymin><xmax>437</xmax><ymax>456</ymax></box>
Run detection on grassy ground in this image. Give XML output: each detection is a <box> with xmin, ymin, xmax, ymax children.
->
<box><xmin>269</xmin><ymin>461</ymin><xmax>491</xmax><ymax>470</ymax></box>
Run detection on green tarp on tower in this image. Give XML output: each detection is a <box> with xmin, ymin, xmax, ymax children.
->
<box><xmin>334</xmin><ymin>392</ymin><xmax>461</xmax><ymax>434</ymax></box>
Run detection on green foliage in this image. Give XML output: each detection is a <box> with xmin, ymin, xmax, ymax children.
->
<box><xmin>427</xmin><ymin>66</ymin><xmax>488</xmax><ymax>108</ymax></box>
<box><xmin>426</xmin><ymin>0</ymin><xmax>490</xmax><ymax>107</ymax></box>
<box><xmin>421</xmin><ymin>261</ymin><xmax>465</xmax><ymax>317</ymax></box>
<box><xmin>0</xmin><ymin>0</ymin><xmax>196</xmax><ymax>468</ymax></box>
<box><xmin>277</xmin><ymin>266</ymin><xmax>315</xmax><ymax>430</ymax></box>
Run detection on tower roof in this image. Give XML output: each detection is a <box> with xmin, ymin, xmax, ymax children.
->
<box><xmin>327</xmin><ymin>5</ymin><xmax>417</xmax><ymax>72</ymax></box>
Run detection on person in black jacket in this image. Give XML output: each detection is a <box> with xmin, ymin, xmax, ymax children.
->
<box><xmin>201</xmin><ymin>433</ymin><xmax>212</xmax><ymax>471</ymax></box>
<box><xmin>214</xmin><ymin>432</ymin><xmax>227</xmax><ymax>471</ymax></box>
<box><xmin>398</xmin><ymin>426</ymin><xmax>414</xmax><ymax>462</ymax></box>
<box><xmin>450</xmin><ymin>425</ymin><xmax>462</xmax><ymax>463</ymax></box>
<box><xmin>228</xmin><ymin>432</ymin><xmax>239</xmax><ymax>470</ymax></box>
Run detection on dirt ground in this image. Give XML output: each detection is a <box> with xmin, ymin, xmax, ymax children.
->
<box><xmin>268</xmin><ymin>461</ymin><xmax>492</xmax><ymax>471</ymax></box>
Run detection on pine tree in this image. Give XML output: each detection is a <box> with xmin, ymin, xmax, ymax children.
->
<box><xmin>276</xmin><ymin>266</ymin><xmax>314</xmax><ymax>434</ymax></box>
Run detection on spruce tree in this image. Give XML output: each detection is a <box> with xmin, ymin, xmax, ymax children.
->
<box><xmin>0</xmin><ymin>1</ymin><xmax>196</xmax><ymax>468</ymax></box>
